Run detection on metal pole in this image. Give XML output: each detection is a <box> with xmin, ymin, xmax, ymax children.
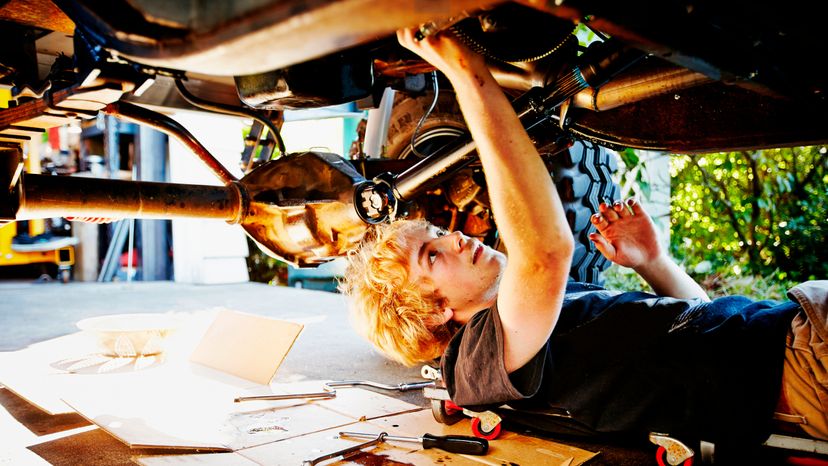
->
<box><xmin>16</xmin><ymin>174</ymin><xmax>245</xmax><ymax>222</ymax></box>
<box><xmin>392</xmin><ymin>139</ymin><xmax>477</xmax><ymax>201</ymax></box>
<box><xmin>104</xmin><ymin>115</ymin><xmax>120</xmax><ymax>179</ymax></box>
<box><xmin>137</xmin><ymin>125</ymin><xmax>171</xmax><ymax>280</ymax></box>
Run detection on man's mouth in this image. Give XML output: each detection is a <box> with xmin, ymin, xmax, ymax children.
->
<box><xmin>472</xmin><ymin>243</ymin><xmax>483</xmax><ymax>264</ymax></box>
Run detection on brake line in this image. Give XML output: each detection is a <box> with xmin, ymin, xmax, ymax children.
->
<box><xmin>409</xmin><ymin>71</ymin><xmax>440</xmax><ymax>159</ymax></box>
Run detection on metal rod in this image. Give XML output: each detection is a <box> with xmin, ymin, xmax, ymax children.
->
<box><xmin>340</xmin><ymin>431</ymin><xmax>419</xmax><ymax>444</ymax></box>
<box><xmin>17</xmin><ymin>174</ymin><xmax>244</xmax><ymax>223</ymax></box>
<box><xmin>174</xmin><ymin>78</ymin><xmax>286</xmax><ymax>155</ymax></box>
<box><xmin>103</xmin><ymin>101</ymin><xmax>238</xmax><ymax>185</ymax></box>
<box><xmin>234</xmin><ymin>391</ymin><xmax>336</xmax><ymax>403</ymax></box>
<box><xmin>325</xmin><ymin>380</ymin><xmax>436</xmax><ymax>391</ymax></box>
<box><xmin>391</xmin><ymin>140</ymin><xmax>477</xmax><ymax>201</ymax></box>
<box><xmin>572</xmin><ymin>66</ymin><xmax>712</xmax><ymax>111</ymax></box>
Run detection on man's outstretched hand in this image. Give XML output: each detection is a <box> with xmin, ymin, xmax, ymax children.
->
<box><xmin>589</xmin><ymin>198</ymin><xmax>663</xmax><ymax>269</ymax></box>
<box><xmin>396</xmin><ymin>28</ymin><xmax>487</xmax><ymax>84</ymax></box>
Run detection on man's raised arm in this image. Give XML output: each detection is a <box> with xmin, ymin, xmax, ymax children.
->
<box><xmin>397</xmin><ymin>29</ymin><xmax>573</xmax><ymax>372</ymax></box>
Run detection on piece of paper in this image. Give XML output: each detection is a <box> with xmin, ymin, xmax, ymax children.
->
<box><xmin>232</xmin><ymin>410</ymin><xmax>598</xmax><ymax>466</ymax></box>
<box><xmin>235</xmin><ymin>419</ymin><xmax>484</xmax><ymax>466</ymax></box>
<box><xmin>137</xmin><ymin>452</ymin><xmax>258</xmax><ymax>466</ymax></box>
<box><xmin>64</xmin><ymin>382</ymin><xmax>416</xmax><ymax>452</ymax></box>
<box><xmin>189</xmin><ymin>310</ymin><xmax>303</xmax><ymax>385</ymax></box>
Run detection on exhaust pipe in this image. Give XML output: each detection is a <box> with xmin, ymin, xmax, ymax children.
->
<box><xmin>12</xmin><ymin>151</ymin><xmax>369</xmax><ymax>267</ymax></box>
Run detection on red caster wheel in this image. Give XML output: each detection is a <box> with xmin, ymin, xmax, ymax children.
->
<box><xmin>656</xmin><ymin>446</ymin><xmax>694</xmax><ymax>466</ymax></box>
<box><xmin>471</xmin><ymin>416</ymin><xmax>502</xmax><ymax>440</ymax></box>
<box><xmin>430</xmin><ymin>399</ymin><xmax>464</xmax><ymax>425</ymax></box>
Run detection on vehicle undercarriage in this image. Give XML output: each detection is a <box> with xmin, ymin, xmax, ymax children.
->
<box><xmin>1</xmin><ymin>0</ymin><xmax>826</xmax><ymax>279</ymax></box>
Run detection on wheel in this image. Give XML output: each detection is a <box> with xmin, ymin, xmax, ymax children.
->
<box><xmin>430</xmin><ymin>399</ymin><xmax>464</xmax><ymax>426</ymax></box>
<box><xmin>655</xmin><ymin>445</ymin><xmax>694</xmax><ymax>466</ymax></box>
<box><xmin>544</xmin><ymin>140</ymin><xmax>620</xmax><ymax>284</ymax></box>
<box><xmin>293</xmin><ymin>280</ymin><xmax>303</xmax><ymax>289</ymax></box>
<box><xmin>656</xmin><ymin>446</ymin><xmax>668</xmax><ymax>466</ymax></box>
<box><xmin>470</xmin><ymin>416</ymin><xmax>502</xmax><ymax>440</ymax></box>
<box><xmin>384</xmin><ymin>91</ymin><xmax>465</xmax><ymax>160</ymax></box>
<box><xmin>59</xmin><ymin>269</ymin><xmax>70</xmax><ymax>284</ymax></box>
<box><xmin>385</xmin><ymin>93</ymin><xmax>620</xmax><ymax>284</ymax></box>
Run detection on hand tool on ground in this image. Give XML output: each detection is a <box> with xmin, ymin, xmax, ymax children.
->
<box><xmin>339</xmin><ymin>431</ymin><xmax>489</xmax><ymax>455</ymax></box>
<box><xmin>325</xmin><ymin>380</ymin><xmax>435</xmax><ymax>391</ymax></box>
<box><xmin>234</xmin><ymin>390</ymin><xmax>335</xmax><ymax>403</ymax></box>
<box><xmin>302</xmin><ymin>432</ymin><xmax>387</xmax><ymax>466</ymax></box>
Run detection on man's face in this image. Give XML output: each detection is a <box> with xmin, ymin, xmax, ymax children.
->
<box><xmin>407</xmin><ymin>225</ymin><xmax>506</xmax><ymax>323</ymax></box>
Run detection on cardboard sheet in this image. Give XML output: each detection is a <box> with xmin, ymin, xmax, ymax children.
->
<box><xmin>190</xmin><ymin>310</ymin><xmax>303</xmax><ymax>385</ymax></box>
<box><xmin>214</xmin><ymin>419</ymin><xmax>483</xmax><ymax>466</ymax></box>
<box><xmin>0</xmin><ymin>310</ymin><xmax>246</xmax><ymax>416</ymax></box>
<box><xmin>228</xmin><ymin>411</ymin><xmax>596</xmax><ymax>466</ymax></box>
<box><xmin>63</xmin><ymin>380</ymin><xmax>420</xmax><ymax>451</ymax></box>
<box><xmin>0</xmin><ymin>332</ymin><xmax>101</xmax><ymax>415</ymax></box>
<box><xmin>137</xmin><ymin>453</ymin><xmax>258</xmax><ymax>466</ymax></box>
<box><xmin>246</xmin><ymin>380</ymin><xmax>421</xmax><ymax>421</ymax></box>
<box><xmin>139</xmin><ymin>411</ymin><xmax>597</xmax><ymax>466</ymax></box>
<box><xmin>370</xmin><ymin>410</ymin><xmax>599</xmax><ymax>466</ymax></box>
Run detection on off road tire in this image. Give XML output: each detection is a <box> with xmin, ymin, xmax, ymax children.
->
<box><xmin>544</xmin><ymin>140</ymin><xmax>620</xmax><ymax>284</ymax></box>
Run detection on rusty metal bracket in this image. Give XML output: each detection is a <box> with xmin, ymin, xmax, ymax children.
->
<box><xmin>103</xmin><ymin>101</ymin><xmax>238</xmax><ymax>185</ymax></box>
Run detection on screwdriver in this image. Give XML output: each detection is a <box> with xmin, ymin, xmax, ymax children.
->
<box><xmin>338</xmin><ymin>431</ymin><xmax>488</xmax><ymax>455</ymax></box>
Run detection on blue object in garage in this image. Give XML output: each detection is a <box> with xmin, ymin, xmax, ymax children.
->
<box><xmin>287</xmin><ymin>258</ymin><xmax>346</xmax><ymax>292</ymax></box>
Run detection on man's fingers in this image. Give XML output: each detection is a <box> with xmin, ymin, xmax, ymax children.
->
<box><xmin>591</xmin><ymin>213</ymin><xmax>608</xmax><ymax>230</ymax></box>
<box><xmin>626</xmin><ymin>198</ymin><xmax>646</xmax><ymax>216</ymax></box>
<box><xmin>589</xmin><ymin>232</ymin><xmax>615</xmax><ymax>260</ymax></box>
<box><xmin>599</xmin><ymin>202</ymin><xmax>620</xmax><ymax>222</ymax></box>
<box><xmin>613</xmin><ymin>201</ymin><xmax>632</xmax><ymax>218</ymax></box>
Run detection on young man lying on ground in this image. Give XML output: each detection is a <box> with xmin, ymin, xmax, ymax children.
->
<box><xmin>340</xmin><ymin>28</ymin><xmax>828</xmax><ymax>452</ymax></box>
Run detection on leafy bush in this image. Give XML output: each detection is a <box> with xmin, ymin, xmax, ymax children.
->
<box><xmin>604</xmin><ymin>262</ymin><xmax>800</xmax><ymax>301</ymax></box>
<box><xmin>603</xmin><ymin>265</ymin><xmax>651</xmax><ymax>293</ymax></box>
<box><xmin>670</xmin><ymin>146</ymin><xmax>827</xmax><ymax>282</ymax></box>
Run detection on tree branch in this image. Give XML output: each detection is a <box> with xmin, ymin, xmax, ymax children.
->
<box><xmin>692</xmin><ymin>156</ymin><xmax>753</xmax><ymax>260</ymax></box>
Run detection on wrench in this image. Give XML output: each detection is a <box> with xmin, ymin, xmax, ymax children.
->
<box><xmin>325</xmin><ymin>380</ymin><xmax>435</xmax><ymax>391</ymax></box>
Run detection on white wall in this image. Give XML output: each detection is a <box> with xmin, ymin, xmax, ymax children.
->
<box><xmin>167</xmin><ymin>111</ymin><xmax>250</xmax><ymax>284</ymax></box>
<box><xmin>280</xmin><ymin>118</ymin><xmax>344</xmax><ymax>155</ymax></box>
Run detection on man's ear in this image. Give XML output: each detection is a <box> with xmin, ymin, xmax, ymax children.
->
<box><xmin>439</xmin><ymin>307</ymin><xmax>454</xmax><ymax>324</ymax></box>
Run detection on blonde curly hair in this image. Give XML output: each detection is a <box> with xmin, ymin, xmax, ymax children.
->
<box><xmin>339</xmin><ymin>219</ymin><xmax>458</xmax><ymax>366</ymax></box>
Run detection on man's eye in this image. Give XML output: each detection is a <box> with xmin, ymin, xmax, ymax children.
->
<box><xmin>428</xmin><ymin>250</ymin><xmax>438</xmax><ymax>265</ymax></box>
<box><xmin>436</xmin><ymin>229</ymin><xmax>447</xmax><ymax>237</ymax></box>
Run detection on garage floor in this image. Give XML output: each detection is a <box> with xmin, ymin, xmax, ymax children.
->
<box><xmin>0</xmin><ymin>280</ymin><xmax>803</xmax><ymax>465</ymax></box>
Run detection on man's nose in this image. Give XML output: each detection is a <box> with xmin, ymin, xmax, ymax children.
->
<box><xmin>445</xmin><ymin>230</ymin><xmax>466</xmax><ymax>251</ymax></box>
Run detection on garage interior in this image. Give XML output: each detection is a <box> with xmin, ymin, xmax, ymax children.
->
<box><xmin>2</xmin><ymin>1</ymin><xmax>827</xmax><ymax>464</ymax></box>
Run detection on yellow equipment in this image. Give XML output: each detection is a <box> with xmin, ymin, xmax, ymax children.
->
<box><xmin>0</xmin><ymin>134</ymin><xmax>76</xmax><ymax>282</ymax></box>
<box><xmin>0</xmin><ymin>222</ymin><xmax>76</xmax><ymax>282</ymax></box>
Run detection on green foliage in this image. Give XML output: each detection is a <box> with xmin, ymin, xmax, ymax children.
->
<box><xmin>670</xmin><ymin>146</ymin><xmax>827</xmax><ymax>282</ymax></box>
<box><xmin>603</xmin><ymin>265</ymin><xmax>651</xmax><ymax>293</ymax></box>
<box><xmin>604</xmin><ymin>263</ymin><xmax>798</xmax><ymax>301</ymax></box>
<box><xmin>697</xmin><ymin>269</ymin><xmax>796</xmax><ymax>301</ymax></box>
<box><xmin>245</xmin><ymin>238</ymin><xmax>287</xmax><ymax>285</ymax></box>
<box><xmin>617</xmin><ymin>147</ymin><xmax>656</xmax><ymax>200</ymax></box>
